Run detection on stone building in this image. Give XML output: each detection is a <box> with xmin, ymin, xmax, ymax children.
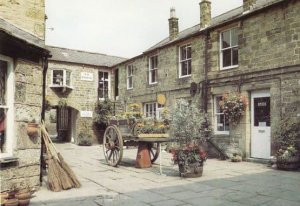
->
<box><xmin>114</xmin><ymin>0</ymin><xmax>300</xmax><ymax>160</ymax></box>
<box><xmin>45</xmin><ymin>46</ymin><xmax>125</xmax><ymax>143</ymax></box>
<box><xmin>0</xmin><ymin>0</ymin><xmax>49</xmax><ymax>191</ymax></box>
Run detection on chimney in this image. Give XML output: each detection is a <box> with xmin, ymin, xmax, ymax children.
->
<box><xmin>168</xmin><ymin>7</ymin><xmax>179</xmax><ymax>40</ymax></box>
<box><xmin>200</xmin><ymin>0</ymin><xmax>211</xmax><ymax>29</ymax></box>
<box><xmin>243</xmin><ymin>0</ymin><xmax>256</xmax><ymax>12</ymax></box>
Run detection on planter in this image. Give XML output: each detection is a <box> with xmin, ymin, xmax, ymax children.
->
<box><xmin>178</xmin><ymin>162</ymin><xmax>203</xmax><ymax>178</ymax></box>
<box><xmin>27</xmin><ymin>123</ymin><xmax>39</xmax><ymax>137</ymax></box>
<box><xmin>5</xmin><ymin>198</ymin><xmax>19</xmax><ymax>206</ymax></box>
<box><xmin>277</xmin><ymin>155</ymin><xmax>300</xmax><ymax>170</ymax></box>
<box><xmin>18</xmin><ymin>198</ymin><xmax>30</xmax><ymax>206</ymax></box>
<box><xmin>137</xmin><ymin>133</ymin><xmax>169</xmax><ymax>138</ymax></box>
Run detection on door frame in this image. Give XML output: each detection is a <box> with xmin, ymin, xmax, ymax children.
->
<box><xmin>251</xmin><ymin>90</ymin><xmax>271</xmax><ymax>159</ymax></box>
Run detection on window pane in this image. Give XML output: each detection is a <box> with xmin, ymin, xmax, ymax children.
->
<box><xmin>151</xmin><ymin>69</ymin><xmax>157</xmax><ymax>83</ymax></box>
<box><xmin>216</xmin><ymin>96</ymin><xmax>222</xmax><ymax>113</ymax></box>
<box><xmin>254</xmin><ymin>97</ymin><xmax>270</xmax><ymax>127</ymax></box>
<box><xmin>222</xmin><ymin>49</ymin><xmax>231</xmax><ymax>67</ymax></box>
<box><xmin>232</xmin><ymin>47</ymin><xmax>239</xmax><ymax>66</ymax></box>
<box><xmin>0</xmin><ymin>108</ymin><xmax>7</xmax><ymax>153</ymax></box>
<box><xmin>181</xmin><ymin>62</ymin><xmax>187</xmax><ymax>76</ymax></box>
<box><xmin>181</xmin><ymin>47</ymin><xmax>187</xmax><ymax>60</ymax></box>
<box><xmin>216</xmin><ymin>114</ymin><xmax>224</xmax><ymax>131</ymax></box>
<box><xmin>222</xmin><ymin>30</ymin><xmax>231</xmax><ymax>48</ymax></box>
<box><xmin>104</xmin><ymin>72</ymin><xmax>108</xmax><ymax>80</ymax></box>
<box><xmin>66</xmin><ymin>70</ymin><xmax>71</xmax><ymax>86</ymax></box>
<box><xmin>0</xmin><ymin>62</ymin><xmax>7</xmax><ymax>105</ymax></box>
<box><xmin>188</xmin><ymin>60</ymin><xmax>192</xmax><ymax>75</ymax></box>
<box><xmin>187</xmin><ymin>46</ymin><xmax>192</xmax><ymax>59</ymax></box>
<box><xmin>231</xmin><ymin>28</ymin><xmax>238</xmax><ymax>46</ymax></box>
<box><xmin>53</xmin><ymin>70</ymin><xmax>64</xmax><ymax>85</ymax></box>
<box><xmin>128</xmin><ymin>77</ymin><xmax>132</xmax><ymax>88</ymax></box>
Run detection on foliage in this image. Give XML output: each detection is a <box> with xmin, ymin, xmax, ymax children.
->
<box><xmin>93</xmin><ymin>99</ymin><xmax>113</xmax><ymax>126</ymax></box>
<box><xmin>77</xmin><ymin>119</ymin><xmax>93</xmax><ymax>146</ymax></box>
<box><xmin>219</xmin><ymin>93</ymin><xmax>248</xmax><ymax>125</ymax></box>
<box><xmin>58</xmin><ymin>98</ymin><xmax>68</xmax><ymax>108</ymax></box>
<box><xmin>169</xmin><ymin>99</ymin><xmax>210</xmax><ymax>168</ymax></box>
<box><xmin>274</xmin><ymin>118</ymin><xmax>300</xmax><ymax>159</ymax></box>
<box><xmin>135</xmin><ymin>121</ymin><xmax>168</xmax><ymax>134</ymax></box>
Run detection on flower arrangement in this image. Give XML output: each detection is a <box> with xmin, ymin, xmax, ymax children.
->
<box><xmin>276</xmin><ymin>145</ymin><xmax>298</xmax><ymax>160</ymax></box>
<box><xmin>219</xmin><ymin>93</ymin><xmax>248</xmax><ymax>125</ymax></box>
<box><xmin>169</xmin><ymin>99</ymin><xmax>211</xmax><ymax>176</ymax></box>
<box><xmin>135</xmin><ymin>122</ymin><xmax>168</xmax><ymax>134</ymax></box>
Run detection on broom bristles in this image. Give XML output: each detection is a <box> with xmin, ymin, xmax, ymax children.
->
<box><xmin>41</xmin><ymin>122</ymin><xmax>81</xmax><ymax>191</ymax></box>
<box><xmin>57</xmin><ymin>153</ymin><xmax>81</xmax><ymax>188</ymax></box>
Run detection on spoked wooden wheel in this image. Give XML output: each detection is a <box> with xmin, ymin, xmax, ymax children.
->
<box><xmin>103</xmin><ymin>125</ymin><xmax>123</xmax><ymax>166</ymax></box>
<box><xmin>148</xmin><ymin>143</ymin><xmax>160</xmax><ymax>163</ymax></box>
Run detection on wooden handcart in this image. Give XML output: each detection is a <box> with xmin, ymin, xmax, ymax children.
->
<box><xmin>103</xmin><ymin>119</ymin><xmax>172</xmax><ymax>167</ymax></box>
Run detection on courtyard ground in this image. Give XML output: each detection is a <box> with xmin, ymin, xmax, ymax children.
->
<box><xmin>31</xmin><ymin>143</ymin><xmax>300</xmax><ymax>206</ymax></box>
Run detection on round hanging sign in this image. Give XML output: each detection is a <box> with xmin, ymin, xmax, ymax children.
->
<box><xmin>157</xmin><ymin>94</ymin><xmax>166</xmax><ymax>105</ymax></box>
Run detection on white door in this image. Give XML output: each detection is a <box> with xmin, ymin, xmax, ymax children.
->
<box><xmin>251</xmin><ymin>91</ymin><xmax>271</xmax><ymax>159</ymax></box>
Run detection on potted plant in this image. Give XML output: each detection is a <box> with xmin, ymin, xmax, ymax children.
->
<box><xmin>219</xmin><ymin>93</ymin><xmax>248</xmax><ymax>125</ymax></box>
<box><xmin>170</xmin><ymin>100</ymin><xmax>210</xmax><ymax>177</ymax></box>
<box><xmin>93</xmin><ymin>99</ymin><xmax>113</xmax><ymax>144</ymax></box>
<box><xmin>27</xmin><ymin>118</ymin><xmax>39</xmax><ymax>138</ymax></box>
<box><xmin>274</xmin><ymin>118</ymin><xmax>300</xmax><ymax>170</ymax></box>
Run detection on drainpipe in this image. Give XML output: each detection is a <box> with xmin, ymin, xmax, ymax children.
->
<box><xmin>40</xmin><ymin>55</ymin><xmax>48</xmax><ymax>184</ymax></box>
<box><xmin>203</xmin><ymin>30</ymin><xmax>209</xmax><ymax>113</ymax></box>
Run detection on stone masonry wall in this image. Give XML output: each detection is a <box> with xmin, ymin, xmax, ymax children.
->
<box><xmin>117</xmin><ymin>36</ymin><xmax>205</xmax><ymax>110</ymax></box>
<box><xmin>46</xmin><ymin>61</ymin><xmax>113</xmax><ymax>142</ymax></box>
<box><xmin>0</xmin><ymin>0</ymin><xmax>45</xmax><ymax>39</ymax></box>
<box><xmin>0</xmin><ymin>59</ymin><xmax>43</xmax><ymax>191</ymax></box>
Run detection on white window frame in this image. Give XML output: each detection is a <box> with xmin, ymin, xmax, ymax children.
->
<box><xmin>0</xmin><ymin>55</ymin><xmax>15</xmax><ymax>158</ymax></box>
<box><xmin>127</xmin><ymin>65</ymin><xmax>133</xmax><ymax>90</ymax></box>
<box><xmin>98</xmin><ymin>71</ymin><xmax>110</xmax><ymax>100</ymax></box>
<box><xmin>149</xmin><ymin>55</ymin><xmax>158</xmax><ymax>84</ymax></box>
<box><xmin>214</xmin><ymin>96</ymin><xmax>229</xmax><ymax>135</ymax></box>
<box><xmin>144</xmin><ymin>102</ymin><xmax>164</xmax><ymax>119</ymax></box>
<box><xmin>179</xmin><ymin>44</ymin><xmax>192</xmax><ymax>78</ymax></box>
<box><xmin>220</xmin><ymin>28</ymin><xmax>239</xmax><ymax>70</ymax></box>
<box><xmin>50</xmin><ymin>69</ymin><xmax>72</xmax><ymax>88</ymax></box>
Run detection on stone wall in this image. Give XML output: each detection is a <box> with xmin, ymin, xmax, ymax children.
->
<box><xmin>0</xmin><ymin>0</ymin><xmax>45</xmax><ymax>39</ymax></box>
<box><xmin>46</xmin><ymin>61</ymin><xmax>114</xmax><ymax>142</ymax></box>
<box><xmin>117</xmin><ymin>36</ymin><xmax>205</xmax><ymax>109</ymax></box>
<box><xmin>0</xmin><ymin>59</ymin><xmax>43</xmax><ymax>191</ymax></box>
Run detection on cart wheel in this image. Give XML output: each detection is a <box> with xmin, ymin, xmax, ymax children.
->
<box><xmin>148</xmin><ymin>143</ymin><xmax>160</xmax><ymax>163</ymax></box>
<box><xmin>103</xmin><ymin>125</ymin><xmax>123</xmax><ymax>167</ymax></box>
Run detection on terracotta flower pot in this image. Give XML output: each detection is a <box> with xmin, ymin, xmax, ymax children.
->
<box><xmin>178</xmin><ymin>162</ymin><xmax>203</xmax><ymax>178</ymax></box>
<box><xmin>4</xmin><ymin>198</ymin><xmax>19</xmax><ymax>206</ymax></box>
<box><xmin>27</xmin><ymin>123</ymin><xmax>39</xmax><ymax>137</ymax></box>
<box><xmin>18</xmin><ymin>198</ymin><xmax>30</xmax><ymax>206</ymax></box>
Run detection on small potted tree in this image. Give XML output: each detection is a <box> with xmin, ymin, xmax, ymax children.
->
<box><xmin>170</xmin><ymin>100</ymin><xmax>210</xmax><ymax>177</ymax></box>
<box><xmin>274</xmin><ymin>118</ymin><xmax>300</xmax><ymax>170</ymax></box>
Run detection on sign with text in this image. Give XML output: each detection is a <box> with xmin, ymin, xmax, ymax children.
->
<box><xmin>80</xmin><ymin>72</ymin><xmax>94</xmax><ymax>81</ymax></box>
<box><xmin>80</xmin><ymin>111</ymin><xmax>93</xmax><ymax>118</ymax></box>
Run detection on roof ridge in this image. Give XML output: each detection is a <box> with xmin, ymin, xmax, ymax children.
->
<box><xmin>46</xmin><ymin>45</ymin><xmax>127</xmax><ymax>59</ymax></box>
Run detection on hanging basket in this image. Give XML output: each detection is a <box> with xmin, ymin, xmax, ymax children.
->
<box><xmin>276</xmin><ymin>155</ymin><xmax>300</xmax><ymax>170</ymax></box>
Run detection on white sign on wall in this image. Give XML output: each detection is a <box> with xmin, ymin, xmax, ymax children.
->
<box><xmin>80</xmin><ymin>72</ymin><xmax>94</xmax><ymax>81</ymax></box>
<box><xmin>80</xmin><ymin>111</ymin><xmax>93</xmax><ymax>118</ymax></box>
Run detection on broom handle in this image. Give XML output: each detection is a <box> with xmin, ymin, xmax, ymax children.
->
<box><xmin>41</xmin><ymin>121</ymin><xmax>59</xmax><ymax>154</ymax></box>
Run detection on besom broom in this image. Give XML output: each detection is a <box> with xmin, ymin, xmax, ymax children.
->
<box><xmin>41</xmin><ymin>122</ymin><xmax>81</xmax><ymax>191</ymax></box>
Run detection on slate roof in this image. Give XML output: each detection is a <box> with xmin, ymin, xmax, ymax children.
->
<box><xmin>47</xmin><ymin>46</ymin><xmax>127</xmax><ymax>67</ymax></box>
<box><xmin>0</xmin><ymin>18</ymin><xmax>46</xmax><ymax>49</ymax></box>
<box><xmin>145</xmin><ymin>0</ymin><xmax>283</xmax><ymax>53</ymax></box>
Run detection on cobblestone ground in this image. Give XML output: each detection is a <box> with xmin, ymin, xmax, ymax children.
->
<box><xmin>31</xmin><ymin>143</ymin><xmax>300</xmax><ymax>206</ymax></box>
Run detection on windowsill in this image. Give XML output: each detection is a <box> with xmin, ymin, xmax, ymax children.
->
<box><xmin>214</xmin><ymin>131</ymin><xmax>230</xmax><ymax>136</ymax></box>
<box><xmin>179</xmin><ymin>75</ymin><xmax>191</xmax><ymax>79</ymax></box>
<box><xmin>50</xmin><ymin>85</ymin><xmax>74</xmax><ymax>89</ymax></box>
<box><xmin>220</xmin><ymin>65</ymin><xmax>238</xmax><ymax>71</ymax></box>
<box><xmin>127</xmin><ymin>88</ymin><xmax>133</xmax><ymax>90</ymax></box>
<box><xmin>0</xmin><ymin>156</ymin><xmax>19</xmax><ymax>169</ymax></box>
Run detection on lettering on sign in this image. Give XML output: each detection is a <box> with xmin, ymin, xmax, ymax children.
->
<box><xmin>80</xmin><ymin>111</ymin><xmax>93</xmax><ymax>118</ymax></box>
<box><xmin>258</xmin><ymin>102</ymin><xmax>267</xmax><ymax>107</ymax></box>
<box><xmin>81</xmin><ymin>72</ymin><xmax>94</xmax><ymax>81</ymax></box>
